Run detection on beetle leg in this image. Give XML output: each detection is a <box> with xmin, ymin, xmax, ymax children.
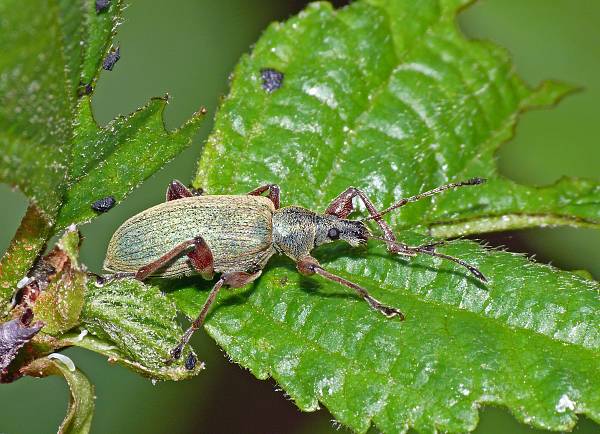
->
<box><xmin>326</xmin><ymin>188</ymin><xmax>487</xmax><ymax>281</ymax></box>
<box><xmin>326</xmin><ymin>179</ymin><xmax>485</xmax><ymax>245</ymax></box>
<box><xmin>135</xmin><ymin>236</ymin><xmax>214</xmax><ymax>280</ymax></box>
<box><xmin>382</xmin><ymin>240</ymin><xmax>487</xmax><ymax>282</ymax></box>
<box><xmin>166</xmin><ymin>179</ymin><xmax>203</xmax><ymax>201</ymax></box>
<box><xmin>247</xmin><ymin>184</ymin><xmax>281</xmax><ymax>209</ymax></box>
<box><xmin>325</xmin><ymin>187</ymin><xmax>398</xmax><ymax>244</ymax></box>
<box><xmin>168</xmin><ymin>270</ymin><xmax>262</xmax><ymax>363</ymax></box>
<box><xmin>296</xmin><ymin>256</ymin><xmax>404</xmax><ymax>320</ymax></box>
<box><xmin>93</xmin><ymin>271</ymin><xmax>136</xmax><ymax>286</ymax></box>
<box><xmin>187</xmin><ymin>237</ymin><xmax>215</xmax><ymax>280</ymax></box>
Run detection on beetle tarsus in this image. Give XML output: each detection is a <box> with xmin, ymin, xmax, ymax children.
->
<box><xmin>368</xmin><ymin>297</ymin><xmax>405</xmax><ymax>320</ymax></box>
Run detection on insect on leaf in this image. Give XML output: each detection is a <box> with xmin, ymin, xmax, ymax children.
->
<box><xmin>164</xmin><ymin>1</ymin><xmax>600</xmax><ymax>433</ymax></box>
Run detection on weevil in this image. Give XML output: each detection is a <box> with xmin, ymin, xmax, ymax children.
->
<box><xmin>101</xmin><ymin>178</ymin><xmax>487</xmax><ymax>363</ymax></box>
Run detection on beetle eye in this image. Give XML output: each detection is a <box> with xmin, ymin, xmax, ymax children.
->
<box><xmin>327</xmin><ymin>228</ymin><xmax>340</xmax><ymax>240</ymax></box>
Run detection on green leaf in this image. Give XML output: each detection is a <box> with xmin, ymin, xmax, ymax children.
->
<box><xmin>163</xmin><ymin>1</ymin><xmax>599</xmax><ymax>432</ymax></box>
<box><xmin>193</xmin><ymin>2</ymin><xmax>596</xmax><ymax>234</ymax></box>
<box><xmin>55</xmin><ymin>96</ymin><xmax>205</xmax><ymax>230</ymax></box>
<box><xmin>0</xmin><ymin>0</ymin><xmax>204</xmax><ymax>303</ymax></box>
<box><xmin>170</xmin><ymin>237</ymin><xmax>600</xmax><ymax>433</ymax></box>
<box><xmin>22</xmin><ymin>356</ymin><xmax>95</xmax><ymax>434</ymax></box>
<box><xmin>79</xmin><ymin>279</ymin><xmax>202</xmax><ymax>380</ymax></box>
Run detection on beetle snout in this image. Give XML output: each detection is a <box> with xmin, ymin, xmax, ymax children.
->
<box><xmin>341</xmin><ymin>221</ymin><xmax>370</xmax><ymax>247</ymax></box>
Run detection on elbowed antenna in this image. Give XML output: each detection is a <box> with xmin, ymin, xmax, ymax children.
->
<box><xmin>362</xmin><ymin>178</ymin><xmax>486</xmax><ymax>221</ymax></box>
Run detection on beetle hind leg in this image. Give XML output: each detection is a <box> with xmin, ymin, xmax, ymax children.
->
<box><xmin>130</xmin><ymin>236</ymin><xmax>215</xmax><ymax>281</ymax></box>
<box><xmin>167</xmin><ymin>270</ymin><xmax>262</xmax><ymax>364</ymax></box>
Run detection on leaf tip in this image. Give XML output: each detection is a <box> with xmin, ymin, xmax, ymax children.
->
<box><xmin>523</xmin><ymin>80</ymin><xmax>580</xmax><ymax>109</ymax></box>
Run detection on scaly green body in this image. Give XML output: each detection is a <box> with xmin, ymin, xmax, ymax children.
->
<box><xmin>102</xmin><ymin>179</ymin><xmax>484</xmax><ymax>362</ymax></box>
<box><xmin>104</xmin><ymin>195</ymin><xmax>276</xmax><ymax>277</ymax></box>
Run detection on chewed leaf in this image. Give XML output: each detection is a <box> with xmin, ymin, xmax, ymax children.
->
<box><xmin>56</xmin><ymin>97</ymin><xmax>205</xmax><ymax>230</ymax></box>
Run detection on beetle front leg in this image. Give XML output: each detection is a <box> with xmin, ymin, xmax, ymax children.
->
<box><xmin>168</xmin><ymin>270</ymin><xmax>262</xmax><ymax>363</ymax></box>
<box><xmin>297</xmin><ymin>256</ymin><xmax>404</xmax><ymax>320</ymax></box>
<box><xmin>325</xmin><ymin>187</ymin><xmax>487</xmax><ymax>281</ymax></box>
<box><xmin>247</xmin><ymin>184</ymin><xmax>280</xmax><ymax>209</ymax></box>
<box><xmin>325</xmin><ymin>187</ymin><xmax>398</xmax><ymax>244</ymax></box>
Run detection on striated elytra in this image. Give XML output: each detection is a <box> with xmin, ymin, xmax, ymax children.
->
<box><xmin>102</xmin><ymin>178</ymin><xmax>486</xmax><ymax>363</ymax></box>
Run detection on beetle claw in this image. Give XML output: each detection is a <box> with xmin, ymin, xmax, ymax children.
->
<box><xmin>379</xmin><ymin>305</ymin><xmax>405</xmax><ymax>320</ymax></box>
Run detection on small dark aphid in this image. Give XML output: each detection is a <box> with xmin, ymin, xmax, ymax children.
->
<box><xmin>102</xmin><ymin>46</ymin><xmax>120</xmax><ymax>71</ymax></box>
<box><xmin>101</xmin><ymin>178</ymin><xmax>488</xmax><ymax>365</ymax></box>
<box><xmin>91</xmin><ymin>196</ymin><xmax>116</xmax><ymax>213</ymax></box>
<box><xmin>260</xmin><ymin>68</ymin><xmax>284</xmax><ymax>93</ymax></box>
<box><xmin>185</xmin><ymin>353</ymin><xmax>197</xmax><ymax>370</ymax></box>
<box><xmin>77</xmin><ymin>83</ymin><xmax>93</xmax><ymax>97</ymax></box>
<box><xmin>96</xmin><ymin>0</ymin><xmax>111</xmax><ymax>14</ymax></box>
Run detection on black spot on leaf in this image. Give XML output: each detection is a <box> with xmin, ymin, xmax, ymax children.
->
<box><xmin>102</xmin><ymin>46</ymin><xmax>120</xmax><ymax>71</ymax></box>
<box><xmin>91</xmin><ymin>196</ymin><xmax>116</xmax><ymax>213</ymax></box>
<box><xmin>185</xmin><ymin>353</ymin><xmax>197</xmax><ymax>370</ymax></box>
<box><xmin>96</xmin><ymin>0</ymin><xmax>111</xmax><ymax>14</ymax></box>
<box><xmin>77</xmin><ymin>83</ymin><xmax>93</xmax><ymax>97</ymax></box>
<box><xmin>260</xmin><ymin>68</ymin><xmax>284</xmax><ymax>93</ymax></box>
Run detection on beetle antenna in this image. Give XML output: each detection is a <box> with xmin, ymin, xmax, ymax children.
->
<box><xmin>369</xmin><ymin>236</ymin><xmax>487</xmax><ymax>282</ymax></box>
<box><xmin>362</xmin><ymin>178</ymin><xmax>486</xmax><ymax>221</ymax></box>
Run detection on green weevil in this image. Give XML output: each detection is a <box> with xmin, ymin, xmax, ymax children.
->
<box><xmin>101</xmin><ymin>178</ymin><xmax>487</xmax><ymax>363</ymax></box>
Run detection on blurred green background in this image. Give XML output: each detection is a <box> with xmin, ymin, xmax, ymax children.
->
<box><xmin>0</xmin><ymin>0</ymin><xmax>598</xmax><ymax>433</ymax></box>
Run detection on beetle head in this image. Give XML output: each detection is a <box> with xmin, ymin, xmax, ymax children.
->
<box><xmin>272</xmin><ymin>207</ymin><xmax>371</xmax><ymax>261</ymax></box>
<box><xmin>314</xmin><ymin>215</ymin><xmax>371</xmax><ymax>248</ymax></box>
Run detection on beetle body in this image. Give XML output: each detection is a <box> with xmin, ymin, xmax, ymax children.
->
<box><xmin>105</xmin><ymin>196</ymin><xmax>370</xmax><ymax>277</ymax></box>
<box><xmin>105</xmin><ymin>195</ymin><xmax>277</xmax><ymax>277</ymax></box>
<box><xmin>101</xmin><ymin>179</ymin><xmax>485</xmax><ymax>363</ymax></box>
